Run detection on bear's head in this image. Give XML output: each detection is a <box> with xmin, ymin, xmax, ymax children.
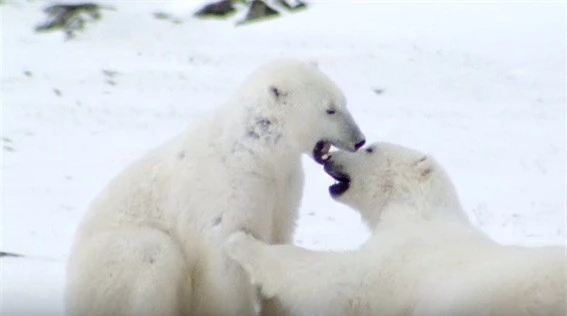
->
<box><xmin>235</xmin><ymin>59</ymin><xmax>366</xmax><ymax>164</ymax></box>
<box><xmin>324</xmin><ymin>142</ymin><xmax>464</xmax><ymax>227</ymax></box>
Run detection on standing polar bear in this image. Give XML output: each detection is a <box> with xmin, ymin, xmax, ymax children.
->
<box><xmin>65</xmin><ymin>59</ymin><xmax>366</xmax><ymax>316</ymax></box>
<box><xmin>225</xmin><ymin>142</ymin><xmax>566</xmax><ymax>316</ymax></box>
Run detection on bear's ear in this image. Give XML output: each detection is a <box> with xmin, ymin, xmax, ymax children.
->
<box><xmin>308</xmin><ymin>59</ymin><xmax>319</xmax><ymax>68</ymax></box>
<box><xmin>415</xmin><ymin>155</ymin><xmax>433</xmax><ymax>179</ymax></box>
<box><xmin>269</xmin><ymin>85</ymin><xmax>287</xmax><ymax>101</ymax></box>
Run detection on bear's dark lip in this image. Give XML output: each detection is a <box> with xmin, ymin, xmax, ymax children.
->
<box><xmin>313</xmin><ymin>140</ymin><xmax>331</xmax><ymax>165</ymax></box>
<box><xmin>323</xmin><ymin>162</ymin><xmax>350</xmax><ymax>197</ymax></box>
<box><xmin>329</xmin><ymin>181</ymin><xmax>349</xmax><ymax>197</ymax></box>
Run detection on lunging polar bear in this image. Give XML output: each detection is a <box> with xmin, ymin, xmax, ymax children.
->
<box><xmin>225</xmin><ymin>142</ymin><xmax>566</xmax><ymax>316</ymax></box>
<box><xmin>65</xmin><ymin>59</ymin><xmax>366</xmax><ymax>316</ymax></box>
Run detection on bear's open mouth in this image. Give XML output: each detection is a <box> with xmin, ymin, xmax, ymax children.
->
<box><xmin>324</xmin><ymin>163</ymin><xmax>350</xmax><ymax>197</ymax></box>
<box><xmin>313</xmin><ymin>140</ymin><xmax>332</xmax><ymax>165</ymax></box>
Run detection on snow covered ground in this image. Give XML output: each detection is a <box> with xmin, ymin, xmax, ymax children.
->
<box><xmin>1</xmin><ymin>0</ymin><xmax>565</xmax><ymax>315</ymax></box>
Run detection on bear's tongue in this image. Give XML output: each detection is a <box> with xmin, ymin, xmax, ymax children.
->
<box><xmin>329</xmin><ymin>181</ymin><xmax>349</xmax><ymax>197</ymax></box>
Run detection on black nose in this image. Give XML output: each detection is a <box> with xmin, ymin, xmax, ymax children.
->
<box><xmin>354</xmin><ymin>139</ymin><xmax>366</xmax><ymax>150</ymax></box>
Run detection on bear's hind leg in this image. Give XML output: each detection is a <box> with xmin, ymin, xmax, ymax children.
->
<box><xmin>65</xmin><ymin>226</ymin><xmax>190</xmax><ymax>316</ymax></box>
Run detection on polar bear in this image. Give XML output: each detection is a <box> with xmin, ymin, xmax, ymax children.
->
<box><xmin>65</xmin><ymin>59</ymin><xmax>366</xmax><ymax>316</ymax></box>
<box><xmin>225</xmin><ymin>142</ymin><xmax>566</xmax><ymax>316</ymax></box>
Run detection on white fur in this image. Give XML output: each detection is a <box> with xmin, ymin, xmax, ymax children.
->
<box><xmin>225</xmin><ymin>142</ymin><xmax>566</xmax><ymax>316</ymax></box>
<box><xmin>65</xmin><ymin>59</ymin><xmax>365</xmax><ymax>316</ymax></box>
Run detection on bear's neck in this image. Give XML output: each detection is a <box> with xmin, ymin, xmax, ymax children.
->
<box><xmin>217</xmin><ymin>102</ymin><xmax>303</xmax><ymax>175</ymax></box>
<box><xmin>367</xmin><ymin>198</ymin><xmax>471</xmax><ymax>231</ymax></box>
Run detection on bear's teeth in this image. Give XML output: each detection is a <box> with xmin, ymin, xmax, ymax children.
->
<box><xmin>321</xmin><ymin>154</ymin><xmax>329</xmax><ymax>161</ymax></box>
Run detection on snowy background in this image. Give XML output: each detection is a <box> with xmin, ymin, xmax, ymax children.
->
<box><xmin>1</xmin><ymin>0</ymin><xmax>565</xmax><ymax>314</ymax></box>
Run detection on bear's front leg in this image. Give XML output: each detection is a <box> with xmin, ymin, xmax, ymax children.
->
<box><xmin>224</xmin><ymin>231</ymin><xmax>353</xmax><ymax>316</ymax></box>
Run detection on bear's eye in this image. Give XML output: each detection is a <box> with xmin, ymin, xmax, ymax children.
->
<box><xmin>366</xmin><ymin>147</ymin><xmax>374</xmax><ymax>153</ymax></box>
<box><xmin>326</xmin><ymin>109</ymin><xmax>336</xmax><ymax>115</ymax></box>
